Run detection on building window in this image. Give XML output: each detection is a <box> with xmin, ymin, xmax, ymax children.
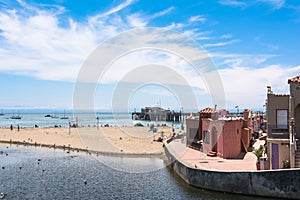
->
<box><xmin>276</xmin><ymin>109</ymin><xmax>288</xmax><ymax>129</ymax></box>
<box><xmin>203</xmin><ymin>130</ymin><xmax>210</xmax><ymax>144</ymax></box>
<box><xmin>188</xmin><ymin>128</ymin><xmax>198</xmax><ymax>140</ymax></box>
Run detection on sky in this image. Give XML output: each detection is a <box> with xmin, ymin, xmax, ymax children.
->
<box><xmin>0</xmin><ymin>0</ymin><xmax>300</xmax><ymax>112</ymax></box>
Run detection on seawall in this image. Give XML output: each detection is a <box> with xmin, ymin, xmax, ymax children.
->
<box><xmin>164</xmin><ymin>142</ymin><xmax>300</xmax><ymax>199</ymax></box>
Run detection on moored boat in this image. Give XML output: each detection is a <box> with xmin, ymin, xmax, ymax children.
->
<box><xmin>11</xmin><ymin>115</ymin><xmax>21</xmax><ymax>119</ymax></box>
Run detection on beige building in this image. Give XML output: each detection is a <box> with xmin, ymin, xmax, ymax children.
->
<box><xmin>266</xmin><ymin>75</ymin><xmax>300</xmax><ymax>169</ymax></box>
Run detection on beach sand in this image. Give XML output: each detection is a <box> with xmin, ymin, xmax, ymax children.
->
<box><xmin>0</xmin><ymin>126</ymin><xmax>172</xmax><ymax>155</ymax></box>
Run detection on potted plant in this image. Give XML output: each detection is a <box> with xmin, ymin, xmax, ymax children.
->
<box><xmin>282</xmin><ymin>159</ymin><xmax>290</xmax><ymax>169</ymax></box>
<box><xmin>254</xmin><ymin>145</ymin><xmax>264</xmax><ymax>170</ymax></box>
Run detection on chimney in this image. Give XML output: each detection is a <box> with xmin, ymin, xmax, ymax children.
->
<box><xmin>267</xmin><ymin>86</ymin><xmax>272</xmax><ymax>94</ymax></box>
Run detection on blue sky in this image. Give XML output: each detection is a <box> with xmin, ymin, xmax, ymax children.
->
<box><xmin>0</xmin><ymin>0</ymin><xmax>299</xmax><ymax>112</ymax></box>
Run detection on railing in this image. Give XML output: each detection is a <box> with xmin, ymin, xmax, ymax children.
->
<box><xmin>267</xmin><ymin>124</ymin><xmax>289</xmax><ymax>139</ymax></box>
<box><xmin>289</xmin><ymin>120</ymin><xmax>296</xmax><ymax>168</ymax></box>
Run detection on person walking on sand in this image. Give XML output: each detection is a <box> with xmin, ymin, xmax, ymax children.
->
<box><xmin>17</xmin><ymin>124</ymin><xmax>20</xmax><ymax>131</ymax></box>
<box><xmin>10</xmin><ymin>124</ymin><xmax>13</xmax><ymax>131</ymax></box>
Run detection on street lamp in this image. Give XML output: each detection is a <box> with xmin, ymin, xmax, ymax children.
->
<box><xmin>181</xmin><ymin>107</ymin><xmax>184</xmax><ymax>130</ymax></box>
<box><xmin>235</xmin><ymin>105</ymin><xmax>239</xmax><ymax>116</ymax></box>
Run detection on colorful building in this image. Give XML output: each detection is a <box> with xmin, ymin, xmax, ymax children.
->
<box><xmin>186</xmin><ymin>108</ymin><xmax>253</xmax><ymax>159</ymax></box>
<box><xmin>266</xmin><ymin>75</ymin><xmax>300</xmax><ymax>169</ymax></box>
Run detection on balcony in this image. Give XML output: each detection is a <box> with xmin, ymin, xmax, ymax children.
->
<box><xmin>267</xmin><ymin>124</ymin><xmax>289</xmax><ymax>139</ymax></box>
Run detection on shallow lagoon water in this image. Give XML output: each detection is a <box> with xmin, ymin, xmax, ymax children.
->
<box><xmin>0</xmin><ymin>145</ymin><xmax>269</xmax><ymax>200</ymax></box>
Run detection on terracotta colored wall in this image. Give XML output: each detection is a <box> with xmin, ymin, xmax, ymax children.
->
<box><xmin>241</xmin><ymin>128</ymin><xmax>251</xmax><ymax>149</ymax></box>
<box><xmin>221</xmin><ymin>120</ymin><xmax>242</xmax><ymax>158</ymax></box>
<box><xmin>202</xmin><ymin>119</ymin><xmax>242</xmax><ymax>158</ymax></box>
<box><xmin>198</xmin><ymin>112</ymin><xmax>212</xmax><ymax>141</ymax></box>
<box><xmin>201</xmin><ymin>118</ymin><xmax>211</xmax><ymax>154</ymax></box>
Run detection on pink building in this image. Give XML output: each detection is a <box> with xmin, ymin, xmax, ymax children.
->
<box><xmin>186</xmin><ymin>108</ymin><xmax>253</xmax><ymax>159</ymax></box>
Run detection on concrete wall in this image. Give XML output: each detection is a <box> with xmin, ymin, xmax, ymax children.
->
<box><xmin>165</xmin><ymin>144</ymin><xmax>300</xmax><ymax>199</ymax></box>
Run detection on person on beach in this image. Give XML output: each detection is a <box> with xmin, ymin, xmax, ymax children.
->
<box><xmin>17</xmin><ymin>125</ymin><xmax>20</xmax><ymax>131</ymax></box>
<box><xmin>10</xmin><ymin>124</ymin><xmax>13</xmax><ymax>131</ymax></box>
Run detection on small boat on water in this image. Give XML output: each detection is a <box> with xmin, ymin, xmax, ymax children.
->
<box><xmin>0</xmin><ymin>109</ymin><xmax>5</xmax><ymax>116</ymax></box>
<box><xmin>60</xmin><ymin>110</ymin><xmax>68</xmax><ymax>119</ymax></box>
<box><xmin>44</xmin><ymin>114</ymin><xmax>52</xmax><ymax>117</ymax></box>
<box><xmin>11</xmin><ymin>115</ymin><xmax>21</xmax><ymax>119</ymax></box>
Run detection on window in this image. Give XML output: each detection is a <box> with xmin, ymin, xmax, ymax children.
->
<box><xmin>203</xmin><ymin>130</ymin><xmax>210</xmax><ymax>144</ymax></box>
<box><xmin>188</xmin><ymin>128</ymin><xmax>198</xmax><ymax>140</ymax></box>
<box><xmin>276</xmin><ymin>109</ymin><xmax>288</xmax><ymax>128</ymax></box>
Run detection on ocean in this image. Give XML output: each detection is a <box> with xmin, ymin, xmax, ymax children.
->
<box><xmin>0</xmin><ymin>109</ymin><xmax>180</xmax><ymax>128</ymax></box>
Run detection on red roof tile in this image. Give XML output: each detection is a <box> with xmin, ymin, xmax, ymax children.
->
<box><xmin>199</xmin><ymin>107</ymin><xmax>216</xmax><ymax>113</ymax></box>
<box><xmin>288</xmin><ymin>75</ymin><xmax>300</xmax><ymax>83</ymax></box>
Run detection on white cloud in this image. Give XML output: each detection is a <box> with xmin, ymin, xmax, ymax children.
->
<box><xmin>165</xmin><ymin>22</ymin><xmax>184</xmax><ymax>29</ymax></box>
<box><xmin>0</xmin><ymin>0</ymin><xmax>156</xmax><ymax>81</ymax></box>
<box><xmin>0</xmin><ymin>8</ymin><xmax>98</xmax><ymax>81</ymax></box>
<box><xmin>150</xmin><ymin>6</ymin><xmax>175</xmax><ymax>19</ymax></box>
<box><xmin>210</xmin><ymin>52</ymin><xmax>277</xmax><ymax>67</ymax></box>
<box><xmin>221</xmin><ymin>34</ymin><xmax>232</xmax><ymax>39</ymax></box>
<box><xmin>99</xmin><ymin>0</ymin><xmax>135</xmax><ymax>17</ymax></box>
<box><xmin>87</xmin><ymin>0</ymin><xmax>136</xmax><ymax>30</ymax></box>
<box><xmin>127</xmin><ymin>14</ymin><xmax>147</xmax><ymax>27</ymax></box>
<box><xmin>0</xmin><ymin>0</ymin><xmax>298</xmax><ymax>110</ymax></box>
<box><xmin>125</xmin><ymin>6</ymin><xmax>175</xmax><ymax>28</ymax></box>
<box><xmin>219</xmin><ymin>0</ymin><xmax>247</xmax><ymax>7</ymax></box>
<box><xmin>257</xmin><ymin>0</ymin><xmax>285</xmax><ymax>9</ymax></box>
<box><xmin>182</xmin><ymin>29</ymin><xmax>211</xmax><ymax>41</ymax></box>
<box><xmin>219</xmin><ymin>65</ymin><xmax>300</xmax><ymax>109</ymax></box>
<box><xmin>189</xmin><ymin>15</ymin><xmax>206</xmax><ymax>23</ymax></box>
<box><xmin>203</xmin><ymin>39</ymin><xmax>239</xmax><ymax>48</ymax></box>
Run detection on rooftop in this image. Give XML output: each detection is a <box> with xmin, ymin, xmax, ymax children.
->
<box><xmin>199</xmin><ymin>107</ymin><xmax>216</xmax><ymax>114</ymax></box>
<box><xmin>269</xmin><ymin>93</ymin><xmax>289</xmax><ymax>97</ymax></box>
<box><xmin>288</xmin><ymin>75</ymin><xmax>300</xmax><ymax>84</ymax></box>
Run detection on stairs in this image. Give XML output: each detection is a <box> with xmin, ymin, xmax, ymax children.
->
<box><xmin>207</xmin><ymin>151</ymin><xmax>217</xmax><ymax>157</ymax></box>
<box><xmin>295</xmin><ymin>141</ymin><xmax>300</xmax><ymax>168</ymax></box>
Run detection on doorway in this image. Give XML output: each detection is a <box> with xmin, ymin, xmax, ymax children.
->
<box><xmin>272</xmin><ymin>143</ymin><xmax>279</xmax><ymax>169</ymax></box>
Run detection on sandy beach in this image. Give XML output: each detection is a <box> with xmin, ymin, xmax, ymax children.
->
<box><xmin>0</xmin><ymin>126</ymin><xmax>172</xmax><ymax>156</ymax></box>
